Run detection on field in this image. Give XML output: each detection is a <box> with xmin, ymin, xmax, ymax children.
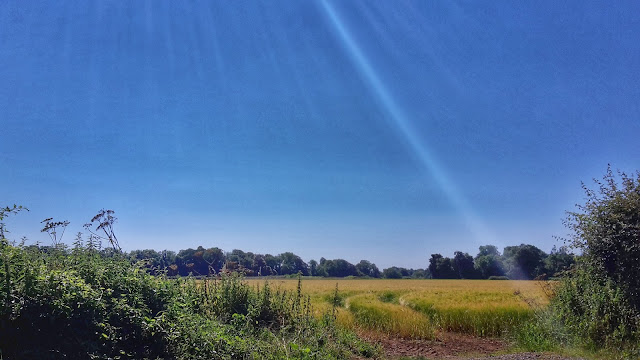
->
<box><xmin>245</xmin><ymin>278</ymin><xmax>550</xmax><ymax>339</ymax></box>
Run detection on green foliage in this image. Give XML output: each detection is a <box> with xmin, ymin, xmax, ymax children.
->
<box><xmin>555</xmin><ymin>168</ymin><xmax>640</xmax><ymax>352</ymax></box>
<box><xmin>475</xmin><ymin>245</ymin><xmax>506</xmax><ymax>279</ymax></box>
<box><xmin>428</xmin><ymin>254</ymin><xmax>457</xmax><ymax>279</ymax></box>
<box><xmin>521</xmin><ymin>167</ymin><xmax>640</xmax><ymax>357</ymax></box>
<box><xmin>378</xmin><ymin>291</ymin><xmax>399</xmax><ymax>303</ymax></box>
<box><xmin>453</xmin><ymin>251</ymin><xmax>479</xmax><ymax>279</ymax></box>
<box><xmin>382</xmin><ymin>266</ymin><xmax>402</xmax><ymax>279</ymax></box>
<box><xmin>551</xmin><ymin>265</ymin><xmax>639</xmax><ymax>350</ymax></box>
<box><xmin>1</xmin><ymin>239</ymin><xmax>173</xmax><ymax>359</ymax></box>
<box><xmin>327</xmin><ymin>283</ymin><xmax>345</xmax><ymax>308</ymax></box>
<box><xmin>565</xmin><ymin>168</ymin><xmax>640</xmax><ymax>310</ymax></box>
<box><xmin>316</xmin><ymin>258</ymin><xmax>359</xmax><ymax>277</ymax></box>
<box><xmin>502</xmin><ymin>244</ymin><xmax>547</xmax><ymax>280</ymax></box>
<box><xmin>543</xmin><ymin>246</ymin><xmax>576</xmax><ymax>278</ymax></box>
<box><xmin>513</xmin><ymin>310</ymin><xmax>559</xmax><ymax>352</ymax></box>
<box><xmin>355</xmin><ymin>260</ymin><xmax>381</xmax><ymax>278</ymax></box>
<box><xmin>278</xmin><ymin>252</ymin><xmax>309</xmax><ymax>276</ymax></box>
<box><xmin>381</xmin><ymin>266</ymin><xmax>427</xmax><ymax>279</ymax></box>
<box><xmin>0</xmin><ymin>224</ymin><xmax>377</xmax><ymax>359</ymax></box>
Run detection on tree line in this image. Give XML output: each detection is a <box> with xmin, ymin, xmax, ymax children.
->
<box><xmin>429</xmin><ymin>244</ymin><xmax>574</xmax><ymax>280</ymax></box>
<box><xmin>120</xmin><ymin>242</ymin><xmax>574</xmax><ymax>279</ymax></box>
<box><xmin>16</xmin><ymin>207</ymin><xmax>575</xmax><ymax>280</ymax></box>
<box><xmin>21</xmin><ymin>228</ymin><xmax>575</xmax><ymax>280</ymax></box>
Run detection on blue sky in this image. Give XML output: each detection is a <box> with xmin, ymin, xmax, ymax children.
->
<box><xmin>1</xmin><ymin>1</ymin><xmax>639</xmax><ymax>269</ymax></box>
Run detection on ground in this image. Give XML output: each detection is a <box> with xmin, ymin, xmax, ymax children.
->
<box><xmin>357</xmin><ymin>331</ymin><xmax>583</xmax><ymax>360</ymax></box>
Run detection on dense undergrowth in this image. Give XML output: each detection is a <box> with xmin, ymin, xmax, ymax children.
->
<box><xmin>515</xmin><ymin>267</ymin><xmax>640</xmax><ymax>359</ymax></box>
<box><xmin>0</xmin><ymin>238</ymin><xmax>378</xmax><ymax>359</ymax></box>
<box><xmin>516</xmin><ymin>169</ymin><xmax>640</xmax><ymax>359</ymax></box>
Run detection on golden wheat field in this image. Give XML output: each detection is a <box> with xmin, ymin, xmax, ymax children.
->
<box><xmin>245</xmin><ymin>278</ymin><xmax>551</xmax><ymax>339</ymax></box>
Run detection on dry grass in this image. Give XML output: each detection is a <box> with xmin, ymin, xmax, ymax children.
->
<box><xmin>244</xmin><ymin>278</ymin><xmax>549</xmax><ymax>339</ymax></box>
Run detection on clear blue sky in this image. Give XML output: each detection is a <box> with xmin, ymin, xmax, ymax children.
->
<box><xmin>2</xmin><ymin>1</ymin><xmax>639</xmax><ymax>269</ymax></box>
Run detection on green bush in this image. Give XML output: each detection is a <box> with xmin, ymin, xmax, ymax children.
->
<box><xmin>522</xmin><ymin>168</ymin><xmax>640</xmax><ymax>356</ymax></box>
<box><xmin>550</xmin><ymin>263</ymin><xmax>639</xmax><ymax>350</ymax></box>
<box><xmin>0</xmin><ymin>237</ymin><xmax>378</xmax><ymax>359</ymax></box>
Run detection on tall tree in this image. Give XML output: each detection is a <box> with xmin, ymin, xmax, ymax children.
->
<box><xmin>204</xmin><ymin>247</ymin><xmax>226</xmax><ymax>273</ymax></box>
<box><xmin>543</xmin><ymin>246</ymin><xmax>575</xmax><ymax>277</ymax></box>
<box><xmin>264</xmin><ymin>254</ymin><xmax>280</xmax><ymax>274</ymax></box>
<box><xmin>382</xmin><ymin>267</ymin><xmax>402</xmax><ymax>279</ymax></box>
<box><xmin>252</xmin><ymin>254</ymin><xmax>269</xmax><ymax>276</ymax></box>
<box><xmin>503</xmin><ymin>244</ymin><xmax>547</xmax><ymax>280</ymax></box>
<box><xmin>355</xmin><ymin>260</ymin><xmax>381</xmax><ymax>278</ymax></box>
<box><xmin>453</xmin><ymin>251</ymin><xmax>478</xmax><ymax>279</ymax></box>
<box><xmin>428</xmin><ymin>254</ymin><xmax>457</xmax><ymax>279</ymax></box>
<box><xmin>308</xmin><ymin>259</ymin><xmax>318</xmax><ymax>276</ymax></box>
<box><xmin>477</xmin><ymin>245</ymin><xmax>500</xmax><ymax>257</ymax></box>
<box><xmin>279</xmin><ymin>252</ymin><xmax>308</xmax><ymax>275</ymax></box>
<box><xmin>319</xmin><ymin>259</ymin><xmax>358</xmax><ymax>277</ymax></box>
<box><xmin>474</xmin><ymin>245</ymin><xmax>505</xmax><ymax>278</ymax></box>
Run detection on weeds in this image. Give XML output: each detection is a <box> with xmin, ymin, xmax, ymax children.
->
<box><xmin>0</xmin><ymin>238</ymin><xmax>377</xmax><ymax>359</ymax></box>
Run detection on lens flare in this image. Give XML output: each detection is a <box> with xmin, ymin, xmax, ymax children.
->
<box><xmin>319</xmin><ymin>1</ymin><xmax>496</xmax><ymax>246</ymax></box>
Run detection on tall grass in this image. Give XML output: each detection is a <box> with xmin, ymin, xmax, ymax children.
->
<box><xmin>0</xmin><ymin>239</ymin><xmax>378</xmax><ymax>359</ymax></box>
<box><xmin>402</xmin><ymin>290</ymin><xmax>534</xmax><ymax>337</ymax></box>
<box><xmin>245</xmin><ymin>278</ymin><xmax>546</xmax><ymax>339</ymax></box>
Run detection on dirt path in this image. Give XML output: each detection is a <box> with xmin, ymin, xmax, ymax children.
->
<box><xmin>360</xmin><ymin>331</ymin><xmax>505</xmax><ymax>359</ymax></box>
<box><xmin>466</xmin><ymin>355</ymin><xmax>583</xmax><ymax>360</ymax></box>
<box><xmin>358</xmin><ymin>331</ymin><xmax>582</xmax><ymax>360</ymax></box>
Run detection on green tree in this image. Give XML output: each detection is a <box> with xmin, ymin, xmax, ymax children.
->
<box><xmin>477</xmin><ymin>244</ymin><xmax>500</xmax><ymax>257</ymax></box>
<box><xmin>176</xmin><ymin>247</ymin><xmax>213</xmax><ymax>276</ymax></box>
<box><xmin>252</xmin><ymin>254</ymin><xmax>270</xmax><ymax>276</ymax></box>
<box><xmin>474</xmin><ymin>253</ymin><xmax>505</xmax><ymax>279</ymax></box>
<box><xmin>502</xmin><ymin>244</ymin><xmax>547</xmax><ymax>280</ymax></box>
<box><xmin>318</xmin><ymin>259</ymin><xmax>358</xmax><ymax>277</ymax></box>
<box><xmin>543</xmin><ymin>246</ymin><xmax>575</xmax><ymax>277</ymax></box>
<box><xmin>355</xmin><ymin>260</ymin><xmax>381</xmax><ymax>278</ymax></box>
<box><xmin>411</xmin><ymin>268</ymin><xmax>429</xmax><ymax>279</ymax></box>
<box><xmin>278</xmin><ymin>252</ymin><xmax>308</xmax><ymax>275</ymax></box>
<box><xmin>264</xmin><ymin>254</ymin><xmax>280</xmax><ymax>274</ymax></box>
<box><xmin>204</xmin><ymin>247</ymin><xmax>226</xmax><ymax>273</ymax></box>
<box><xmin>382</xmin><ymin>267</ymin><xmax>402</xmax><ymax>279</ymax></box>
<box><xmin>227</xmin><ymin>249</ymin><xmax>254</xmax><ymax>274</ymax></box>
<box><xmin>308</xmin><ymin>259</ymin><xmax>318</xmax><ymax>276</ymax></box>
<box><xmin>474</xmin><ymin>245</ymin><xmax>505</xmax><ymax>279</ymax></box>
<box><xmin>453</xmin><ymin>251</ymin><xmax>478</xmax><ymax>279</ymax></box>
<box><xmin>428</xmin><ymin>254</ymin><xmax>457</xmax><ymax>279</ymax></box>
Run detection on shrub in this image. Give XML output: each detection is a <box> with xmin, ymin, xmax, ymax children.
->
<box><xmin>530</xmin><ymin>168</ymin><xmax>640</xmax><ymax>355</ymax></box>
<box><xmin>0</xmin><ymin>234</ymin><xmax>378</xmax><ymax>359</ymax></box>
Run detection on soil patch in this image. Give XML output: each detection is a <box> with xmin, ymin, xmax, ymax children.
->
<box><xmin>358</xmin><ymin>331</ymin><xmax>507</xmax><ymax>359</ymax></box>
<box><xmin>357</xmin><ymin>331</ymin><xmax>583</xmax><ymax>359</ymax></box>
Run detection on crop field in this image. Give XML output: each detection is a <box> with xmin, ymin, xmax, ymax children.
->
<box><xmin>245</xmin><ymin>278</ymin><xmax>550</xmax><ymax>339</ymax></box>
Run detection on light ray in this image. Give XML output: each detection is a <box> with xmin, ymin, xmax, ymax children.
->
<box><xmin>319</xmin><ymin>1</ymin><xmax>495</xmax><ymax>245</ymax></box>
